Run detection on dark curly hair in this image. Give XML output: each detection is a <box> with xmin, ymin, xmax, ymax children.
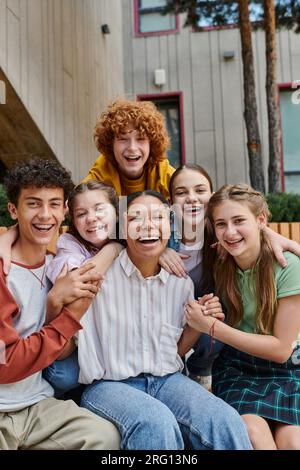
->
<box><xmin>94</xmin><ymin>99</ymin><xmax>170</xmax><ymax>166</ymax></box>
<box><xmin>4</xmin><ymin>157</ymin><xmax>74</xmax><ymax>205</ymax></box>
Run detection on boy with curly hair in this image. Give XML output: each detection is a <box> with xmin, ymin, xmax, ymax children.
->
<box><xmin>83</xmin><ymin>99</ymin><xmax>175</xmax><ymax>198</ymax></box>
<box><xmin>0</xmin><ymin>158</ymin><xmax>120</xmax><ymax>450</ymax></box>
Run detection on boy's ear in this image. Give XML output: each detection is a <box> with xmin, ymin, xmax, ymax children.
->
<box><xmin>7</xmin><ymin>202</ymin><xmax>18</xmax><ymax>221</ymax></box>
<box><xmin>63</xmin><ymin>201</ymin><xmax>68</xmax><ymax>217</ymax></box>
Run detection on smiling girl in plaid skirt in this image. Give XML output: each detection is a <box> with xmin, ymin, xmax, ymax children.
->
<box><xmin>186</xmin><ymin>183</ymin><xmax>300</xmax><ymax>450</ymax></box>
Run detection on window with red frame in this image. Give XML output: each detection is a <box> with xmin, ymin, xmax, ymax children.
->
<box><xmin>136</xmin><ymin>0</ymin><xmax>177</xmax><ymax>35</ymax></box>
<box><xmin>138</xmin><ymin>94</ymin><xmax>184</xmax><ymax>168</ymax></box>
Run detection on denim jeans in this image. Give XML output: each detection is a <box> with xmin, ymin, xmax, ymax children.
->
<box><xmin>81</xmin><ymin>372</ymin><xmax>252</xmax><ymax>450</ymax></box>
<box><xmin>42</xmin><ymin>349</ymin><xmax>80</xmax><ymax>397</ymax></box>
<box><xmin>187</xmin><ymin>334</ymin><xmax>224</xmax><ymax>376</ymax></box>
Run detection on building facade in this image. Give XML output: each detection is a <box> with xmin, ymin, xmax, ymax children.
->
<box><xmin>123</xmin><ymin>0</ymin><xmax>300</xmax><ymax>192</ymax></box>
<box><xmin>0</xmin><ymin>0</ymin><xmax>124</xmax><ymax>182</ymax></box>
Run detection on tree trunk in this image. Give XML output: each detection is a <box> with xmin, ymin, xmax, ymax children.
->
<box><xmin>264</xmin><ymin>0</ymin><xmax>281</xmax><ymax>193</ymax></box>
<box><xmin>238</xmin><ymin>0</ymin><xmax>265</xmax><ymax>193</ymax></box>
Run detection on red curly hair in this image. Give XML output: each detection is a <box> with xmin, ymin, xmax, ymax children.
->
<box><xmin>94</xmin><ymin>99</ymin><xmax>170</xmax><ymax>166</ymax></box>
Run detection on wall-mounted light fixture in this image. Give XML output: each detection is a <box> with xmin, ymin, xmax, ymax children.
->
<box><xmin>223</xmin><ymin>50</ymin><xmax>235</xmax><ymax>61</ymax></box>
<box><xmin>154</xmin><ymin>69</ymin><xmax>166</xmax><ymax>87</ymax></box>
<box><xmin>101</xmin><ymin>24</ymin><xmax>110</xmax><ymax>34</ymax></box>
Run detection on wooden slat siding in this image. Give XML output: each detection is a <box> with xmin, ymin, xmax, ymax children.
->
<box><xmin>210</xmin><ymin>31</ymin><xmax>226</xmax><ymax>188</ymax></box>
<box><xmin>290</xmin><ymin>223</ymin><xmax>300</xmax><ymax>244</ymax></box>
<box><xmin>268</xmin><ymin>223</ymin><xmax>300</xmax><ymax>244</ymax></box>
<box><xmin>278</xmin><ymin>222</ymin><xmax>291</xmax><ymax>240</ymax></box>
<box><xmin>1</xmin><ymin>0</ymin><xmax>124</xmax><ymax>182</ymax></box>
<box><xmin>146</xmin><ymin>36</ymin><xmax>160</xmax><ymax>94</ymax></box>
<box><xmin>177</xmin><ymin>20</ymin><xmax>195</xmax><ymax>167</ymax></box>
<box><xmin>268</xmin><ymin>222</ymin><xmax>279</xmax><ymax>234</ymax></box>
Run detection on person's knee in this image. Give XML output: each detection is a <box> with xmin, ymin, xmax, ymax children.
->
<box><xmin>141</xmin><ymin>404</ymin><xmax>178</xmax><ymax>430</ymax></box>
<box><xmin>244</xmin><ymin>418</ymin><xmax>263</xmax><ymax>441</ymax></box>
<box><xmin>210</xmin><ymin>402</ymin><xmax>252</xmax><ymax>449</ymax></box>
<box><xmin>95</xmin><ymin>419</ymin><xmax>120</xmax><ymax>450</ymax></box>
<box><xmin>84</xmin><ymin>416</ymin><xmax>120</xmax><ymax>450</ymax></box>
<box><xmin>125</xmin><ymin>404</ymin><xmax>183</xmax><ymax>450</ymax></box>
<box><xmin>276</xmin><ymin>434</ymin><xmax>300</xmax><ymax>450</ymax></box>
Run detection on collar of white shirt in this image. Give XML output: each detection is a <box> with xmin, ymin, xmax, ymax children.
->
<box><xmin>119</xmin><ymin>249</ymin><xmax>169</xmax><ymax>284</ymax></box>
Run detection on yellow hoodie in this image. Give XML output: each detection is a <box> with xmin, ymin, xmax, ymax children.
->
<box><xmin>83</xmin><ymin>155</ymin><xmax>175</xmax><ymax>199</ymax></box>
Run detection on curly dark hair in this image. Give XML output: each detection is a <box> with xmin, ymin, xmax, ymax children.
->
<box><xmin>4</xmin><ymin>157</ymin><xmax>74</xmax><ymax>205</ymax></box>
<box><xmin>94</xmin><ymin>99</ymin><xmax>170</xmax><ymax>166</ymax></box>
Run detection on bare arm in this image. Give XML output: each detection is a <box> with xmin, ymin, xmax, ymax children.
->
<box><xmin>90</xmin><ymin>241</ymin><xmax>124</xmax><ymax>274</ymax></box>
<box><xmin>264</xmin><ymin>226</ymin><xmax>300</xmax><ymax>268</ymax></box>
<box><xmin>0</xmin><ymin>226</ymin><xmax>18</xmax><ymax>274</ymax></box>
<box><xmin>186</xmin><ymin>294</ymin><xmax>300</xmax><ymax>363</ymax></box>
<box><xmin>178</xmin><ymin>326</ymin><xmax>201</xmax><ymax>357</ymax></box>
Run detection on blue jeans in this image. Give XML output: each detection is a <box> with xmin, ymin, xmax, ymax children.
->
<box><xmin>187</xmin><ymin>334</ymin><xmax>224</xmax><ymax>376</ymax></box>
<box><xmin>43</xmin><ymin>349</ymin><xmax>80</xmax><ymax>397</ymax></box>
<box><xmin>81</xmin><ymin>372</ymin><xmax>252</xmax><ymax>450</ymax></box>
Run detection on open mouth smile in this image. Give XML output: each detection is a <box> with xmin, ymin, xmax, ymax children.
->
<box><xmin>32</xmin><ymin>224</ymin><xmax>55</xmax><ymax>233</ymax></box>
<box><xmin>225</xmin><ymin>238</ymin><xmax>244</xmax><ymax>248</ymax></box>
<box><xmin>124</xmin><ymin>155</ymin><xmax>141</xmax><ymax>163</ymax></box>
<box><xmin>137</xmin><ymin>236</ymin><xmax>159</xmax><ymax>245</ymax></box>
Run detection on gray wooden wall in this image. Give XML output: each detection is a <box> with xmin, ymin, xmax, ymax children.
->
<box><xmin>0</xmin><ymin>0</ymin><xmax>124</xmax><ymax>182</ymax></box>
<box><xmin>123</xmin><ymin>1</ymin><xmax>300</xmax><ymax>190</ymax></box>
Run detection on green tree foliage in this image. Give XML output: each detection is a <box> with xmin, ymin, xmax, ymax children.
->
<box><xmin>266</xmin><ymin>192</ymin><xmax>300</xmax><ymax>222</ymax></box>
<box><xmin>164</xmin><ymin>0</ymin><xmax>300</xmax><ymax>30</ymax></box>
<box><xmin>0</xmin><ymin>184</ymin><xmax>13</xmax><ymax>227</ymax></box>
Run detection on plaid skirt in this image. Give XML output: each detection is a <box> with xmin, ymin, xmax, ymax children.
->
<box><xmin>212</xmin><ymin>345</ymin><xmax>300</xmax><ymax>426</ymax></box>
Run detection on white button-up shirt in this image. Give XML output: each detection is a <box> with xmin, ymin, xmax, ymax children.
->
<box><xmin>77</xmin><ymin>250</ymin><xmax>195</xmax><ymax>383</ymax></box>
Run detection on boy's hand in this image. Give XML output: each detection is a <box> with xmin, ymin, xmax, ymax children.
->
<box><xmin>47</xmin><ymin>262</ymin><xmax>103</xmax><ymax>312</ymax></box>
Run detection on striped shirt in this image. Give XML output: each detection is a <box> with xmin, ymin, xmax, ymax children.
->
<box><xmin>77</xmin><ymin>250</ymin><xmax>195</xmax><ymax>383</ymax></box>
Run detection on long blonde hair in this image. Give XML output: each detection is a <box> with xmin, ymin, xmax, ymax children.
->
<box><xmin>207</xmin><ymin>183</ymin><xmax>276</xmax><ymax>334</ymax></box>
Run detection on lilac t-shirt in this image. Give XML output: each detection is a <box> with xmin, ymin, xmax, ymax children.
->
<box><xmin>46</xmin><ymin>233</ymin><xmax>97</xmax><ymax>284</ymax></box>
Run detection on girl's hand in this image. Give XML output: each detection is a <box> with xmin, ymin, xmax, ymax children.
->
<box><xmin>198</xmin><ymin>293</ymin><xmax>225</xmax><ymax>321</ymax></box>
<box><xmin>159</xmin><ymin>248</ymin><xmax>189</xmax><ymax>277</ymax></box>
<box><xmin>264</xmin><ymin>226</ymin><xmax>300</xmax><ymax>268</ymax></box>
<box><xmin>185</xmin><ymin>299</ymin><xmax>214</xmax><ymax>334</ymax></box>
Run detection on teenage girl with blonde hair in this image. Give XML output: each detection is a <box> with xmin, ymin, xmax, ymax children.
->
<box><xmin>186</xmin><ymin>183</ymin><xmax>300</xmax><ymax>449</ymax></box>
